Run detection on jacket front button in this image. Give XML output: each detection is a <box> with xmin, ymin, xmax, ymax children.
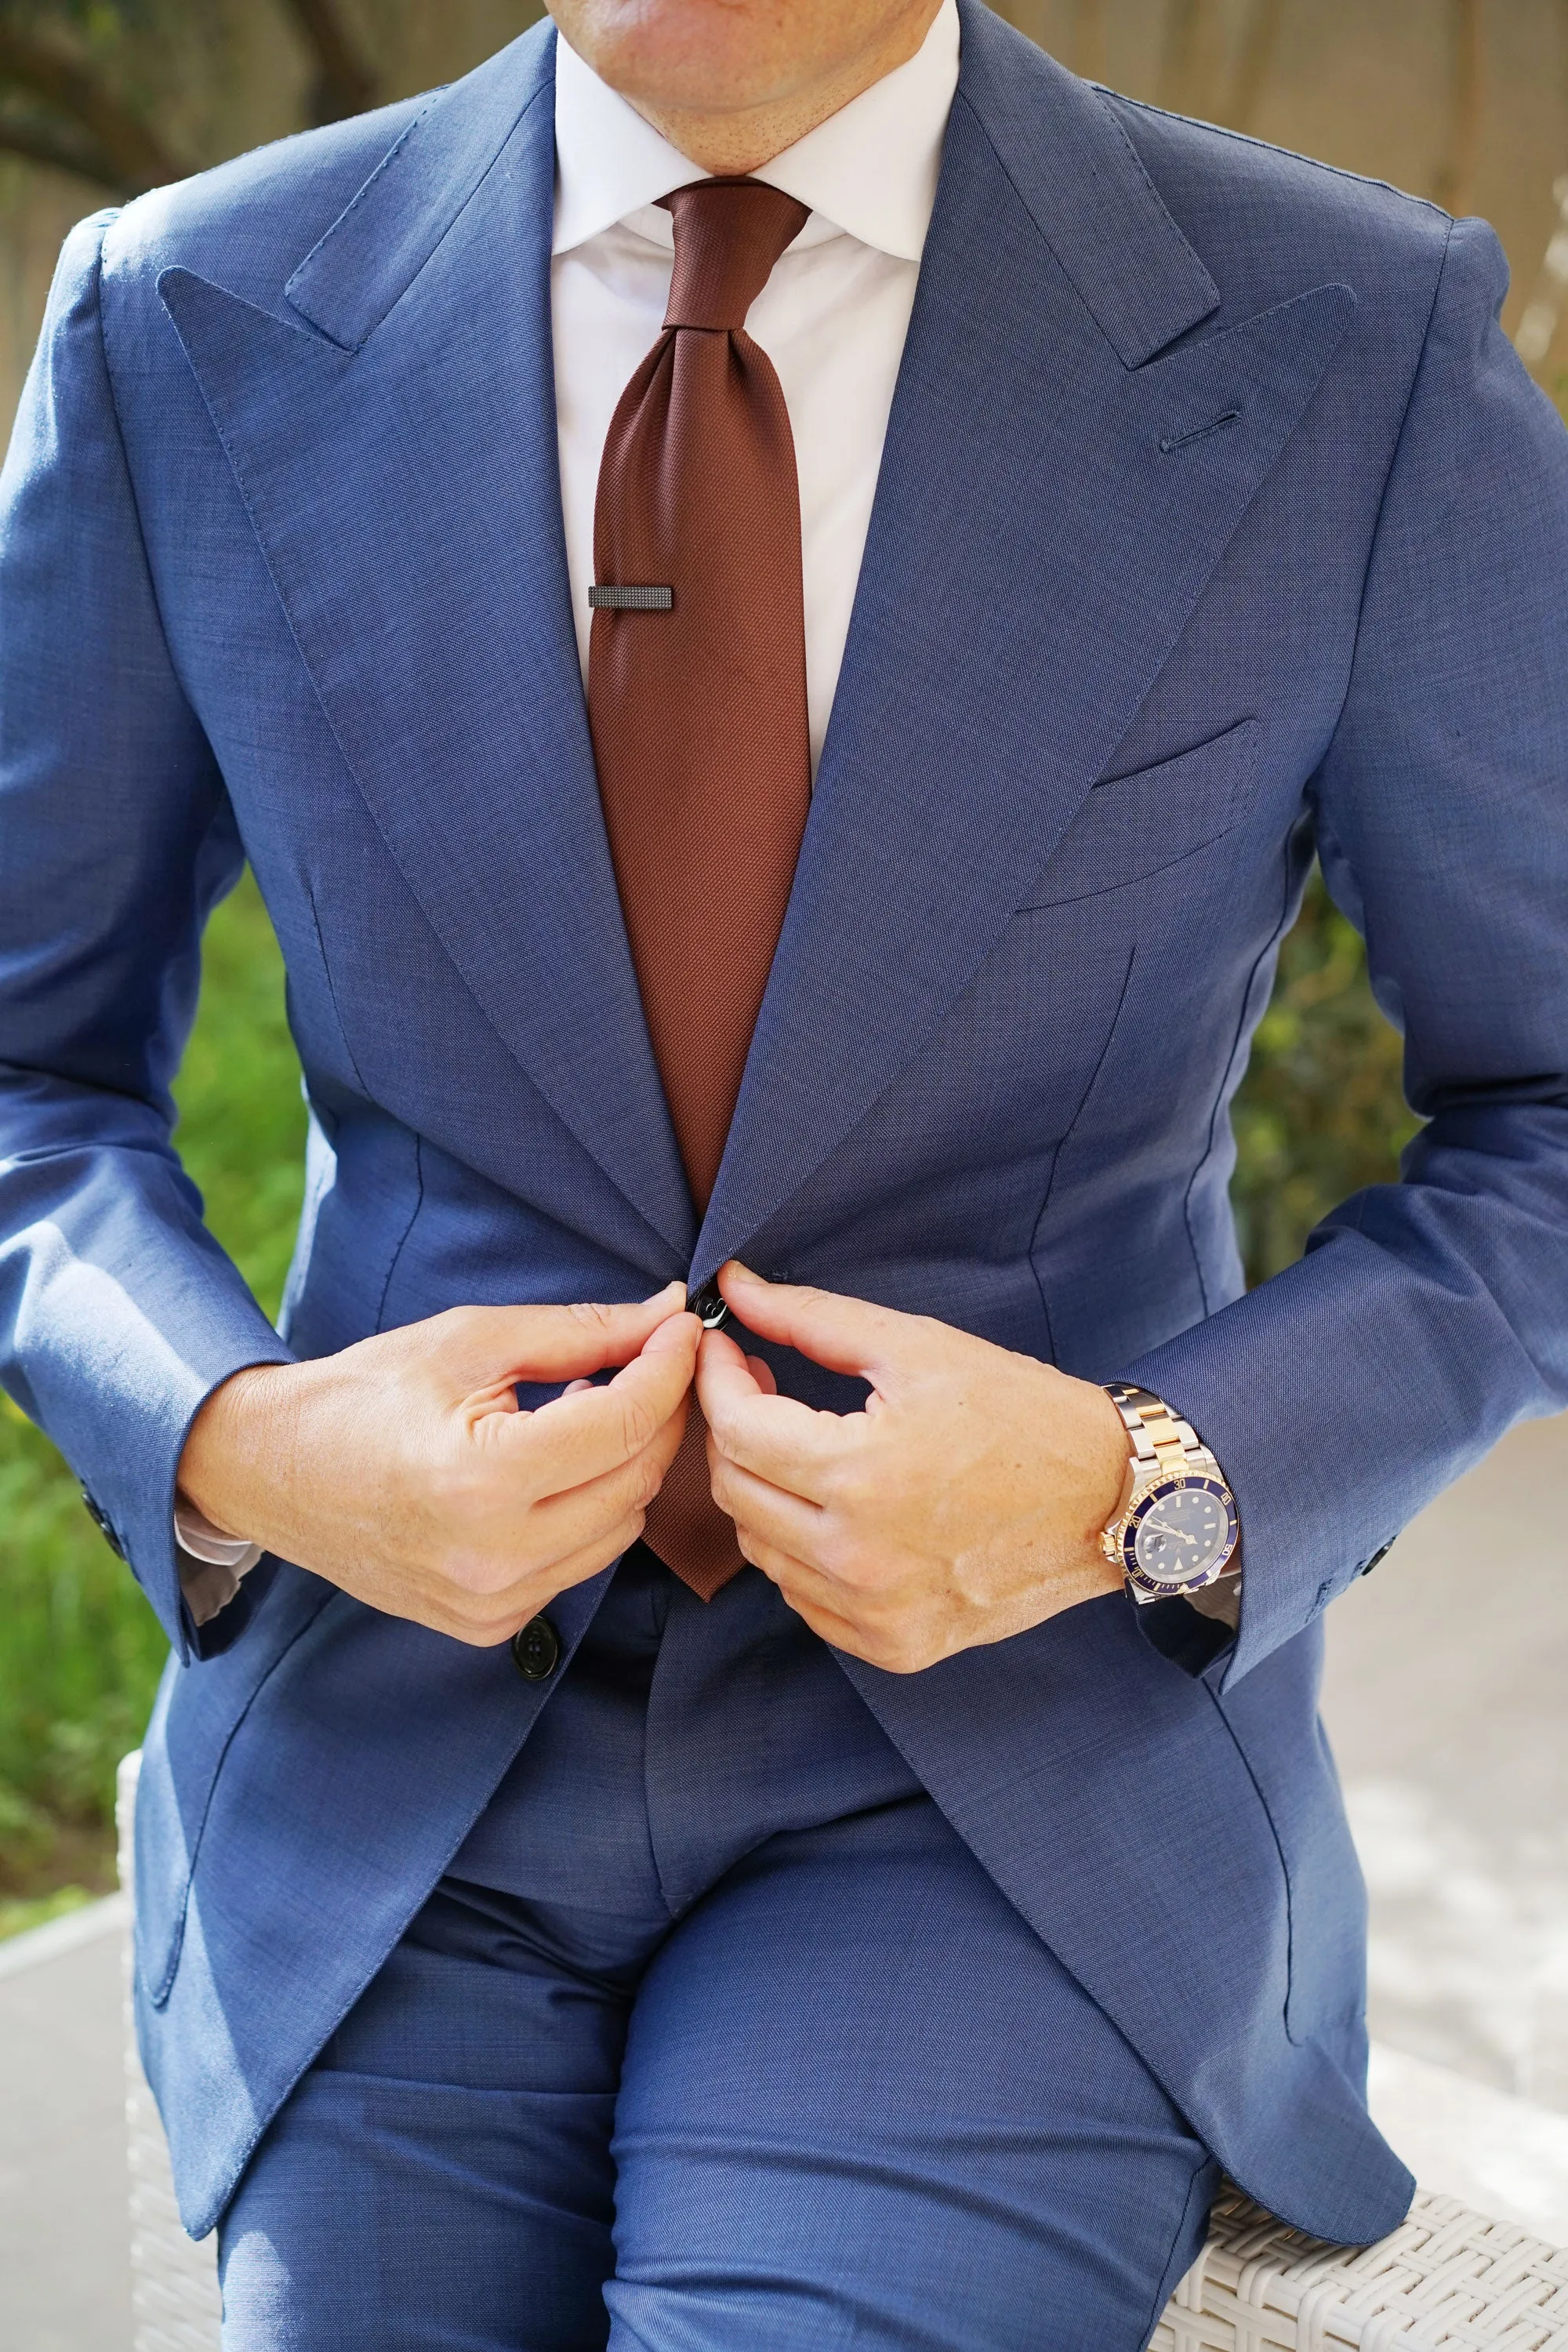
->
<box><xmin>685</xmin><ymin>1278</ymin><xmax>732</xmax><ymax>1333</ymax></box>
<box><xmin>512</xmin><ymin>1614</ymin><xmax>561</xmax><ymax>1683</ymax></box>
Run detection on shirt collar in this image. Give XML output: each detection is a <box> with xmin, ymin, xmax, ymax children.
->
<box><xmin>551</xmin><ymin>0</ymin><xmax>960</xmax><ymax>262</ymax></box>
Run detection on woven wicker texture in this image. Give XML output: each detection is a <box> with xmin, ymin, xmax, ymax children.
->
<box><xmin>118</xmin><ymin>1752</ymin><xmax>224</xmax><ymax>2352</ymax></box>
<box><xmin>1152</xmin><ymin>2185</ymin><xmax>1568</xmax><ymax>2350</ymax></box>
<box><xmin>114</xmin><ymin>1751</ymin><xmax>1566</xmax><ymax>2350</ymax></box>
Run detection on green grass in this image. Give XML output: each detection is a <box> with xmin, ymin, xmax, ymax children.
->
<box><xmin>0</xmin><ymin>861</ymin><xmax>1413</xmax><ymax>1926</ymax></box>
<box><xmin>0</xmin><ymin>869</ymin><xmax>305</xmax><ymax>1916</ymax></box>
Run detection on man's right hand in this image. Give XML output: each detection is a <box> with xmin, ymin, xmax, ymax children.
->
<box><xmin>176</xmin><ymin>1287</ymin><xmax>698</xmax><ymax>1645</ymax></box>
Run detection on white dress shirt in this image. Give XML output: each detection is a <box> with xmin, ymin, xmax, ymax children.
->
<box><xmin>173</xmin><ymin>3</ymin><xmax>961</xmax><ymax>1613</ymax></box>
<box><xmin>552</xmin><ymin>0</ymin><xmax>960</xmax><ymax>771</ymax></box>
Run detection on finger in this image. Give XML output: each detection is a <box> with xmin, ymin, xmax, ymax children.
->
<box><xmin>437</xmin><ymin>1285</ymin><xmax>689</xmax><ymax>1390</ymax></box>
<box><xmin>717</xmin><ymin>1262</ymin><xmax>916</xmax><ymax>1381</ymax></box>
<box><xmin>708</xmin><ymin>1453</ymin><xmax>826</xmax><ymax>1561</ymax></box>
<box><xmin>697</xmin><ymin>1329</ymin><xmax>851</xmax><ymax>1499</ymax></box>
<box><xmin>562</xmin><ymin>1378</ymin><xmax>593</xmax><ymax>1396</ymax></box>
<box><xmin>502</xmin><ymin>1316</ymin><xmax>698</xmax><ymax>1490</ymax></box>
<box><xmin>526</xmin><ymin>1392</ymin><xmax>690</xmax><ymax>1553</ymax></box>
<box><xmin>746</xmin><ymin>1353</ymin><xmax>778</xmax><ymax>1396</ymax></box>
<box><xmin>732</xmin><ymin>1536</ymin><xmax>868</xmax><ymax>1653</ymax></box>
<box><xmin>432</xmin><ymin>1516</ymin><xmax>650</xmax><ymax>1644</ymax></box>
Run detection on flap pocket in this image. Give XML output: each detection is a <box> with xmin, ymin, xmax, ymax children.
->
<box><xmin>1023</xmin><ymin>719</ymin><xmax>1261</xmax><ymax>909</ymax></box>
<box><xmin>133</xmin><ymin>1569</ymin><xmax>336</xmax><ymax>2006</ymax></box>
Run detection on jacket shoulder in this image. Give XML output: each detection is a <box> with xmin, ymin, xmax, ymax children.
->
<box><xmin>96</xmin><ymin>17</ymin><xmax>551</xmax><ymax>325</ymax></box>
<box><xmin>1104</xmin><ymin>93</ymin><xmax>1457</xmax><ymax>327</ymax></box>
<box><xmin>97</xmin><ymin>95</ymin><xmax>432</xmax><ymax>318</ymax></box>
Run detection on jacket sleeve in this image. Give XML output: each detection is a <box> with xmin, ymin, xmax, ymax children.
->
<box><xmin>0</xmin><ymin>214</ymin><xmax>294</xmax><ymax>1661</ymax></box>
<box><xmin>1122</xmin><ymin>215</ymin><xmax>1568</xmax><ymax>1688</ymax></box>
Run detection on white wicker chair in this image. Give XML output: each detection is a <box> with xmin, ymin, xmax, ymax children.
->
<box><xmin>116</xmin><ymin>1751</ymin><xmax>1568</xmax><ymax>2351</ymax></box>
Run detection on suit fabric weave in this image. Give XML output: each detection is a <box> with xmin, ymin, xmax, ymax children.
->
<box><xmin>0</xmin><ymin>0</ymin><xmax>1566</xmax><ymax>2253</ymax></box>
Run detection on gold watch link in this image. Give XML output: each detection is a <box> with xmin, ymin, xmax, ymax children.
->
<box><xmin>1099</xmin><ymin>1382</ymin><xmax>1241</xmax><ymax>1603</ymax></box>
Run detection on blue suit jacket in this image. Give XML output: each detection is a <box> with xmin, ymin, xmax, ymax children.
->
<box><xmin>2</xmin><ymin>2</ymin><xmax>1566</xmax><ymax>2245</ymax></box>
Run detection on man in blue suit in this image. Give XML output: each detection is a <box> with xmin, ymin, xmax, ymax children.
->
<box><xmin>2</xmin><ymin>0</ymin><xmax>1566</xmax><ymax>2339</ymax></box>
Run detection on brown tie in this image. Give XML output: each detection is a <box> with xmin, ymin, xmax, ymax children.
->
<box><xmin>586</xmin><ymin>179</ymin><xmax>812</xmax><ymax>1599</ymax></box>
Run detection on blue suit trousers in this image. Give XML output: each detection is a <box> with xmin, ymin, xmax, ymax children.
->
<box><xmin>217</xmin><ymin>1550</ymin><xmax>1219</xmax><ymax>2350</ymax></box>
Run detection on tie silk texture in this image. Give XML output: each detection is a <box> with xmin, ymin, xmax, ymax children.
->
<box><xmin>587</xmin><ymin>179</ymin><xmax>813</xmax><ymax>1600</ymax></box>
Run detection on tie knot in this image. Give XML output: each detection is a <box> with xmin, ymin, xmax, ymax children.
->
<box><xmin>660</xmin><ymin>180</ymin><xmax>810</xmax><ymax>332</ymax></box>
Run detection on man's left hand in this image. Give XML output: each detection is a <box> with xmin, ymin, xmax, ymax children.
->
<box><xmin>696</xmin><ymin>1262</ymin><xmax>1130</xmax><ymax>1672</ymax></box>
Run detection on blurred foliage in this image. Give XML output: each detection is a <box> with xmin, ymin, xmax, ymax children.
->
<box><xmin>0</xmin><ymin>0</ymin><xmax>546</xmax><ymax>210</ymax></box>
<box><xmin>1231</xmin><ymin>868</ymin><xmax>1417</xmax><ymax>1284</ymax></box>
<box><xmin>0</xmin><ymin>870</ymin><xmax>304</xmax><ymax>1915</ymax></box>
<box><xmin>0</xmin><ymin>0</ymin><xmax>373</xmax><ymax>193</ymax></box>
<box><xmin>0</xmin><ymin>860</ymin><xmax>1412</xmax><ymax>1925</ymax></box>
<box><xmin>0</xmin><ymin>1878</ymin><xmax>94</xmax><ymax>1939</ymax></box>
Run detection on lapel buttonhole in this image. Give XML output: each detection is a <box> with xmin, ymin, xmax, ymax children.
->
<box><xmin>1160</xmin><ymin>409</ymin><xmax>1242</xmax><ymax>456</ymax></box>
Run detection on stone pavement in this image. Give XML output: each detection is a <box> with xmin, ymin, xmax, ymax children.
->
<box><xmin>0</xmin><ymin>1899</ymin><xmax>131</xmax><ymax>2351</ymax></box>
<box><xmin>2</xmin><ymin>1414</ymin><xmax>1566</xmax><ymax>2347</ymax></box>
<box><xmin>1322</xmin><ymin>1411</ymin><xmax>1568</xmax><ymax>2112</ymax></box>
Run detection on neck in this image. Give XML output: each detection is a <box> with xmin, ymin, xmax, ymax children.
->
<box><xmin>612</xmin><ymin>2</ymin><xmax>944</xmax><ymax>176</ymax></box>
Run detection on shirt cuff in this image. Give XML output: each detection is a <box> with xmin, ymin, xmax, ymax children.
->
<box><xmin>173</xmin><ymin>1494</ymin><xmax>262</xmax><ymax>1628</ymax></box>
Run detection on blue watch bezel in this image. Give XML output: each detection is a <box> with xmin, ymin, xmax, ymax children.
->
<box><xmin>1122</xmin><ymin>1474</ymin><xmax>1240</xmax><ymax>1599</ymax></box>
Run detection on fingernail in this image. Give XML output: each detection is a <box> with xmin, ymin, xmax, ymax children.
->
<box><xmin>724</xmin><ymin>1260</ymin><xmax>760</xmax><ymax>1282</ymax></box>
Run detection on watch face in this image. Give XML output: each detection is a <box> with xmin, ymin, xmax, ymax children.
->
<box><xmin>1127</xmin><ymin>1479</ymin><xmax>1237</xmax><ymax>1588</ymax></box>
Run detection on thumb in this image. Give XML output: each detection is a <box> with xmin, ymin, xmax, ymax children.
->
<box><xmin>503</xmin><ymin>1305</ymin><xmax>698</xmax><ymax>1489</ymax></box>
<box><xmin>716</xmin><ymin>1262</ymin><xmax>910</xmax><ymax>1384</ymax></box>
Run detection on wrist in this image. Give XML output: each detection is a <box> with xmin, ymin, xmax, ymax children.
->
<box><xmin>178</xmin><ymin>1361</ymin><xmax>294</xmax><ymax>1541</ymax></box>
<box><xmin>1064</xmin><ymin>1377</ymin><xmax>1135</xmax><ymax>1599</ymax></box>
<box><xmin>1083</xmin><ymin>1379</ymin><xmax>1134</xmax><ymax>1530</ymax></box>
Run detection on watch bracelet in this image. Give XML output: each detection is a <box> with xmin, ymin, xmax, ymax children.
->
<box><xmin>1101</xmin><ymin>1381</ymin><xmax>1240</xmax><ymax>1590</ymax></box>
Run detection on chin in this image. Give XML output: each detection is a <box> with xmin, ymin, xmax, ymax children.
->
<box><xmin>550</xmin><ymin>0</ymin><xmax>833</xmax><ymax>116</ymax></box>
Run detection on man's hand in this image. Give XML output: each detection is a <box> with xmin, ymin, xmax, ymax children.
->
<box><xmin>696</xmin><ymin>1263</ymin><xmax>1128</xmax><ymax>1672</ymax></box>
<box><xmin>178</xmin><ymin>1287</ymin><xmax>699</xmax><ymax>1645</ymax></box>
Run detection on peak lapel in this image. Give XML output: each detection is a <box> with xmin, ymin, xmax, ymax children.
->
<box><xmin>695</xmin><ymin>10</ymin><xmax>1353</xmax><ymax>1276</ymax></box>
<box><xmin>161</xmin><ymin>25</ymin><xmax>695</xmax><ymax>1263</ymax></box>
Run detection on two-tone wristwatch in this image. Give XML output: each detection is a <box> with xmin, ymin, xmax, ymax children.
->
<box><xmin>1099</xmin><ymin>1383</ymin><xmax>1240</xmax><ymax>1605</ymax></box>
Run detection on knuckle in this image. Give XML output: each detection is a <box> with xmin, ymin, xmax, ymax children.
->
<box><xmin>627</xmin><ymin>1453</ymin><xmax>664</xmax><ymax>1508</ymax></box>
<box><xmin>817</xmin><ymin>1528</ymin><xmax>862</xmax><ymax>1582</ymax></box>
<box><xmin>424</xmin><ymin>1455</ymin><xmax>480</xmax><ymax>1521</ymax></box>
<box><xmin>826</xmin><ymin>1464</ymin><xmax>872</xmax><ymax>1516</ymax></box>
<box><xmin>438</xmin><ymin>1544</ymin><xmax>510</xmax><ymax>1599</ymax></box>
<box><xmin>434</xmin><ymin>1304</ymin><xmax>487</xmax><ymax>1351</ymax></box>
<box><xmin>566</xmin><ymin>1298</ymin><xmax>617</xmax><ymax>1338</ymax></box>
<box><xmin>865</xmin><ymin>1626</ymin><xmax>921</xmax><ymax>1673</ymax></box>
<box><xmin>446</xmin><ymin>1592</ymin><xmax>510</xmax><ymax>1641</ymax></box>
<box><xmin>619</xmin><ymin>1392</ymin><xmax>661</xmax><ymax>1457</ymax></box>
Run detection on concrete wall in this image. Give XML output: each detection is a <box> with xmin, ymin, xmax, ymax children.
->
<box><xmin>0</xmin><ymin>0</ymin><xmax>1565</xmax><ymax>425</ymax></box>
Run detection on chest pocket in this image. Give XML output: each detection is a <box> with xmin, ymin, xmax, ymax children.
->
<box><xmin>1023</xmin><ymin>718</ymin><xmax>1261</xmax><ymax>909</ymax></box>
